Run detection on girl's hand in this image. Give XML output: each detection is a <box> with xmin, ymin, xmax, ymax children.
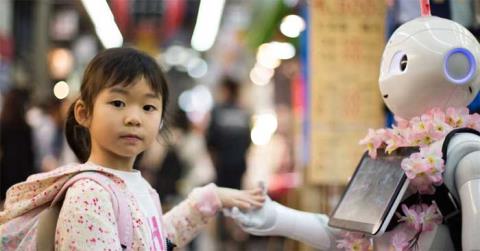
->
<box><xmin>215</xmin><ymin>187</ymin><xmax>265</xmax><ymax>210</ymax></box>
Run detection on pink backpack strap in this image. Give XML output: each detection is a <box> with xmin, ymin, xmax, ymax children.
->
<box><xmin>150</xmin><ymin>189</ymin><xmax>166</xmax><ymax>251</ymax></box>
<box><xmin>52</xmin><ymin>171</ymin><xmax>133</xmax><ymax>251</ymax></box>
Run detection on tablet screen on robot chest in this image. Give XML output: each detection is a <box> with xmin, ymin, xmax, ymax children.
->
<box><xmin>328</xmin><ymin>147</ymin><xmax>418</xmax><ymax>236</ymax></box>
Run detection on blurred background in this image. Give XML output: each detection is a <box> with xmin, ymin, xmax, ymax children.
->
<box><xmin>1</xmin><ymin>0</ymin><xmax>480</xmax><ymax>250</ymax></box>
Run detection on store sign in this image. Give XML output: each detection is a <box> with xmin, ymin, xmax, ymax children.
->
<box><xmin>308</xmin><ymin>0</ymin><xmax>386</xmax><ymax>185</ymax></box>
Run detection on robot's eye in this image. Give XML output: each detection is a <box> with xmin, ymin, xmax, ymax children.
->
<box><xmin>444</xmin><ymin>48</ymin><xmax>476</xmax><ymax>85</ymax></box>
<box><xmin>388</xmin><ymin>51</ymin><xmax>407</xmax><ymax>74</ymax></box>
<box><xmin>400</xmin><ymin>55</ymin><xmax>408</xmax><ymax>72</ymax></box>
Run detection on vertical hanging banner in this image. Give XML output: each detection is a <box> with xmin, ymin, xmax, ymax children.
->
<box><xmin>308</xmin><ymin>0</ymin><xmax>386</xmax><ymax>185</ymax></box>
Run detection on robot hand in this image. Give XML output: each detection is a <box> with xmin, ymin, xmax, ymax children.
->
<box><xmin>223</xmin><ymin>196</ymin><xmax>279</xmax><ymax>235</ymax></box>
<box><xmin>224</xmin><ymin>193</ymin><xmax>340</xmax><ymax>250</ymax></box>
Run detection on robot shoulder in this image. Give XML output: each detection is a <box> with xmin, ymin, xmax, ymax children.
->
<box><xmin>443</xmin><ymin>128</ymin><xmax>480</xmax><ymax>199</ymax></box>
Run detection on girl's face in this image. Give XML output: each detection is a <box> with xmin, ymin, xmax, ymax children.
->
<box><xmin>85</xmin><ymin>77</ymin><xmax>163</xmax><ymax>168</ymax></box>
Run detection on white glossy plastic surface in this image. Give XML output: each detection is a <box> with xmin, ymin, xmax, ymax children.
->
<box><xmin>379</xmin><ymin>16</ymin><xmax>480</xmax><ymax>119</ymax></box>
<box><xmin>458</xmin><ymin>179</ymin><xmax>480</xmax><ymax>250</ymax></box>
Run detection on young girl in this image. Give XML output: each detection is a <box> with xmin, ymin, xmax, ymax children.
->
<box><xmin>0</xmin><ymin>47</ymin><xmax>264</xmax><ymax>250</ymax></box>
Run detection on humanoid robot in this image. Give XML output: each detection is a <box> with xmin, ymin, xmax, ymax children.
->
<box><xmin>226</xmin><ymin>3</ymin><xmax>480</xmax><ymax>251</ymax></box>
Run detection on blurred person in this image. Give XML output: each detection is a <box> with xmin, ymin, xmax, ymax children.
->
<box><xmin>27</xmin><ymin>97</ymin><xmax>78</xmax><ymax>172</ymax></box>
<box><xmin>26</xmin><ymin>101</ymin><xmax>55</xmax><ymax>170</ymax></box>
<box><xmin>140</xmin><ymin>108</ymin><xmax>216</xmax><ymax>251</ymax></box>
<box><xmin>140</xmin><ymin>132</ymin><xmax>185</xmax><ymax>207</ymax></box>
<box><xmin>142</xmin><ymin>108</ymin><xmax>216</xmax><ymax>204</ymax></box>
<box><xmin>0</xmin><ymin>88</ymin><xmax>35</xmax><ymax>203</ymax></box>
<box><xmin>137</xmin><ymin>110</ymin><xmax>184</xmax><ymax>207</ymax></box>
<box><xmin>43</xmin><ymin>97</ymin><xmax>77</xmax><ymax>170</ymax></box>
<box><xmin>175</xmin><ymin>108</ymin><xmax>215</xmax><ymax>197</ymax></box>
<box><xmin>206</xmin><ymin>77</ymin><xmax>252</xmax><ymax>250</ymax></box>
<box><xmin>175</xmin><ymin>109</ymin><xmax>217</xmax><ymax>251</ymax></box>
<box><xmin>207</xmin><ymin>77</ymin><xmax>251</xmax><ymax>189</ymax></box>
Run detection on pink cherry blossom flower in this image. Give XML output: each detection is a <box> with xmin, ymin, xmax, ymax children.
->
<box><xmin>430</xmin><ymin>121</ymin><xmax>451</xmax><ymax>140</ymax></box>
<box><xmin>420</xmin><ymin>113</ymin><xmax>434</xmax><ymax>122</ymax></box>
<box><xmin>407</xmin><ymin>114</ymin><xmax>445</xmax><ymax>146</ymax></box>
<box><xmin>427</xmin><ymin>107</ymin><xmax>445</xmax><ymax>119</ymax></box>
<box><xmin>405</xmin><ymin>162</ymin><xmax>436</xmax><ymax>194</ymax></box>
<box><xmin>446</xmin><ymin>107</ymin><xmax>469</xmax><ymax>128</ymax></box>
<box><xmin>336</xmin><ymin>232</ymin><xmax>371</xmax><ymax>251</ymax></box>
<box><xmin>398</xmin><ymin>203</ymin><xmax>443</xmax><ymax>233</ymax></box>
<box><xmin>410</xmin><ymin>175</ymin><xmax>436</xmax><ymax>194</ymax></box>
<box><xmin>385</xmin><ymin>128</ymin><xmax>407</xmax><ymax>154</ymax></box>
<box><xmin>357</xmin><ymin>107</ymin><xmax>460</xmax><ymax>249</ymax></box>
<box><xmin>391</xmin><ymin>232</ymin><xmax>410</xmax><ymax>251</ymax></box>
<box><xmin>410</xmin><ymin>115</ymin><xmax>432</xmax><ymax>134</ymax></box>
<box><xmin>416</xmin><ymin>131</ymin><xmax>436</xmax><ymax>146</ymax></box>
<box><xmin>401</xmin><ymin>155</ymin><xmax>427</xmax><ymax>180</ymax></box>
<box><xmin>398</xmin><ymin>204</ymin><xmax>422</xmax><ymax>232</ymax></box>
<box><xmin>419</xmin><ymin>146</ymin><xmax>445</xmax><ymax>184</ymax></box>
<box><xmin>408</xmin><ymin>124</ymin><xmax>449</xmax><ymax>146</ymax></box>
<box><xmin>359</xmin><ymin>129</ymin><xmax>386</xmax><ymax>158</ymax></box>
<box><xmin>395</xmin><ymin>116</ymin><xmax>410</xmax><ymax>129</ymax></box>
<box><xmin>420</xmin><ymin>203</ymin><xmax>443</xmax><ymax>231</ymax></box>
<box><xmin>427</xmin><ymin>108</ymin><xmax>452</xmax><ymax>138</ymax></box>
<box><xmin>401</xmin><ymin>146</ymin><xmax>444</xmax><ymax>193</ymax></box>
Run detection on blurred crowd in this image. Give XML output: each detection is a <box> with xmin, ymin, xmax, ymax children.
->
<box><xmin>0</xmin><ymin>87</ymin><xmax>76</xmax><ymax>202</ymax></box>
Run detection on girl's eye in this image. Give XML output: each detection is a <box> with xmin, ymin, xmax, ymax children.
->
<box><xmin>110</xmin><ymin>100</ymin><xmax>125</xmax><ymax>108</ymax></box>
<box><xmin>143</xmin><ymin>105</ymin><xmax>157</xmax><ymax>112</ymax></box>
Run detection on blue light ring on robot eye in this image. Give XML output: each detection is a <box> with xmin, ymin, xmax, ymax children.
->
<box><xmin>443</xmin><ymin>47</ymin><xmax>477</xmax><ymax>85</ymax></box>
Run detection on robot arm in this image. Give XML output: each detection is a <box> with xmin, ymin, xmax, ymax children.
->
<box><xmin>225</xmin><ymin>197</ymin><xmax>341</xmax><ymax>250</ymax></box>
<box><xmin>443</xmin><ymin>133</ymin><xmax>480</xmax><ymax>250</ymax></box>
<box><xmin>453</xmin><ymin>151</ymin><xmax>480</xmax><ymax>250</ymax></box>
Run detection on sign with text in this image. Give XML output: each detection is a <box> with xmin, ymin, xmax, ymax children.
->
<box><xmin>308</xmin><ymin>0</ymin><xmax>386</xmax><ymax>185</ymax></box>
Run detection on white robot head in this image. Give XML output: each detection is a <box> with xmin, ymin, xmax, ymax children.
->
<box><xmin>379</xmin><ymin>16</ymin><xmax>480</xmax><ymax>119</ymax></box>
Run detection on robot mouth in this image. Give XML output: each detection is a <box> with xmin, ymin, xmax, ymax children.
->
<box><xmin>383</xmin><ymin>94</ymin><xmax>389</xmax><ymax>98</ymax></box>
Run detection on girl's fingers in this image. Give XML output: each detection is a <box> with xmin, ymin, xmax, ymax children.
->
<box><xmin>239</xmin><ymin>196</ymin><xmax>265</xmax><ymax>208</ymax></box>
<box><xmin>248</xmin><ymin>200</ymin><xmax>264</xmax><ymax>208</ymax></box>
<box><xmin>248</xmin><ymin>188</ymin><xmax>263</xmax><ymax>195</ymax></box>
<box><xmin>220</xmin><ymin>189</ymin><xmax>266</xmax><ymax>209</ymax></box>
<box><xmin>241</xmin><ymin>192</ymin><xmax>265</xmax><ymax>202</ymax></box>
<box><xmin>234</xmin><ymin>200</ymin><xmax>252</xmax><ymax>210</ymax></box>
<box><xmin>253</xmin><ymin>194</ymin><xmax>266</xmax><ymax>202</ymax></box>
<box><xmin>244</xmin><ymin>194</ymin><xmax>265</xmax><ymax>203</ymax></box>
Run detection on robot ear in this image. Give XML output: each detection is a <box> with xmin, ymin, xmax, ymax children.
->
<box><xmin>443</xmin><ymin>48</ymin><xmax>477</xmax><ymax>85</ymax></box>
<box><xmin>388</xmin><ymin>51</ymin><xmax>408</xmax><ymax>75</ymax></box>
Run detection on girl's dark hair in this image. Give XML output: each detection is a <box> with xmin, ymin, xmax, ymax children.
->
<box><xmin>65</xmin><ymin>47</ymin><xmax>169</xmax><ymax>162</ymax></box>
